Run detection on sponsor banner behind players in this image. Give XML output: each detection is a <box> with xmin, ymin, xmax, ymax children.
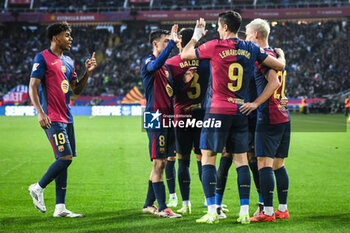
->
<box><xmin>11</xmin><ymin>7</ymin><xmax>350</xmax><ymax>23</ymax></box>
<box><xmin>0</xmin><ymin>105</ymin><xmax>142</xmax><ymax>116</ymax></box>
<box><xmin>3</xmin><ymin>85</ymin><xmax>28</xmax><ymax>105</ymax></box>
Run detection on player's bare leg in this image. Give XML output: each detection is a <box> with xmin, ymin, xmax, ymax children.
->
<box><xmin>233</xmin><ymin>153</ymin><xmax>251</xmax><ymax>224</ymax></box>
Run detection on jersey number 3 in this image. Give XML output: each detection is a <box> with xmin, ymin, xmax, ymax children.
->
<box><xmin>228</xmin><ymin>63</ymin><xmax>243</xmax><ymax>92</ymax></box>
<box><xmin>187</xmin><ymin>73</ymin><xmax>200</xmax><ymax>99</ymax></box>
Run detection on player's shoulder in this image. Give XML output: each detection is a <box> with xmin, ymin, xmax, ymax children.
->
<box><xmin>201</xmin><ymin>39</ymin><xmax>220</xmax><ymax>47</ymax></box>
<box><xmin>166</xmin><ymin>54</ymin><xmax>181</xmax><ymax>65</ymax></box>
<box><xmin>142</xmin><ymin>54</ymin><xmax>154</xmax><ymax>65</ymax></box>
<box><xmin>264</xmin><ymin>47</ymin><xmax>277</xmax><ymax>58</ymax></box>
<box><xmin>62</xmin><ymin>54</ymin><xmax>74</xmax><ymax>64</ymax></box>
<box><xmin>34</xmin><ymin>49</ymin><xmax>47</xmax><ymax>58</ymax></box>
<box><xmin>33</xmin><ymin>49</ymin><xmax>48</xmax><ymax>64</ymax></box>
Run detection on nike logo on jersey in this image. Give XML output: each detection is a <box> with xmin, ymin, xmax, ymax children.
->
<box><xmin>51</xmin><ymin>61</ymin><xmax>58</xmax><ymax>65</ymax></box>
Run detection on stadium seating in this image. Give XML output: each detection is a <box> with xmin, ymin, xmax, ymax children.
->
<box><xmin>1</xmin><ymin>19</ymin><xmax>349</xmax><ymax>100</ymax></box>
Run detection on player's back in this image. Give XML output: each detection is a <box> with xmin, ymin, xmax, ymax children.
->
<box><xmin>196</xmin><ymin>38</ymin><xmax>267</xmax><ymax>115</ymax></box>
<box><xmin>141</xmin><ymin>54</ymin><xmax>173</xmax><ymax>115</ymax></box>
<box><xmin>254</xmin><ymin>48</ymin><xmax>290</xmax><ymax>125</ymax></box>
<box><xmin>166</xmin><ymin>55</ymin><xmax>210</xmax><ymax>120</ymax></box>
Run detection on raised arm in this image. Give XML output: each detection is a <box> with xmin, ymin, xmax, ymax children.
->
<box><xmin>29</xmin><ymin>78</ymin><xmax>51</xmax><ymax>129</ymax></box>
<box><xmin>146</xmin><ymin>40</ymin><xmax>175</xmax><ymax>72</ymax></box>
<box><xmin>240</xmin><ymin>69</ymin><xmax>280</xmax><ymax>115</ymax></box>
<box><xmin>181</xmin><ymin>18</ymin><xmax>207</xmax><ymax>60</ymax></box>
<box><xmin>261</xmin><ymin>48</ymin><xmax>285</xmax><ymax>71</ymax></box>
<box><xmin>147</xmin><ymin>24</ymin><xmax>180</xmax><ymax>72</ymax></box>
<box><xmin>70</xmin><ymin>52</ymin><xmax>97</xmax><ymax>95</ymax></box>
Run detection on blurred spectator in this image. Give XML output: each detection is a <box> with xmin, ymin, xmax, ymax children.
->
<box><xmin>0</xmin><ymin>20</ymin><xmax>349</xmax><ymax>102</ymax></box>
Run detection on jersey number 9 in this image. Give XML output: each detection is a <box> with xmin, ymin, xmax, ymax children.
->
<box><xmin>228</xmin><ymin>63</ymin><xmax>243</xmax><ymax>92</ymax></box>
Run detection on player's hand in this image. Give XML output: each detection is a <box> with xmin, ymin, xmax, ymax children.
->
<box><xmin>85</xmin><ymin>52</ymin><xmax>97</xmax><ymax>74</ymax></box>
<box><xmin>171</xmin><ymin>24</ymin><xmax>180</xmax><ymax>44</ymax></box>
<box><xmin>274</xmin><ymin>48</ymin><xmax>285</xmax><ymax>58</ymax></box>
<box><xmin>192</xmin><ymin>18</ymin><xmax>208</xmax><ymax>41</ymax></box>
<box><xmin>281</xmin><ymin>97</ymin><xmax>288</xmax><ymax>108</ymax></box>
<box><xmin>183</xmin><ymin>67</ymin><xmax>197</xmax><ymax>83</ymax></box>
<box><xmin>38</xmin><ymin>111</ymin><xmax>51</xmax><ymax>129</ymax></box>
<box><xmin>239</xmin><ymin>102</ymin><xmax>258</xmax><ymax>116</ymax></box>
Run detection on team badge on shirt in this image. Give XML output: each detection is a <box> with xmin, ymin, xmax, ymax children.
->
<box><xmin>58</xmin><ymin>145</ymin><xmax>64</xmax><ymax>152</ymax></box>
<box><xmin>61</xmin><ymin>65</ymin><xmax>66</xmax><ymax>73</ymax></box>
<box><xmin>166</xmin><ymin>83</ymin><xmax>173</xmax><ymax>97</ymax></box>
<box><xmin>61</xmin><ymin>80</ymin><xmax>69</xmax><ymax>93</ymax></box>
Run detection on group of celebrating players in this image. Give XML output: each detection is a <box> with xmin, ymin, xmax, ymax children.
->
<box><xmin>141</xmin><ymin>11</ymin><xmax>291</xmax><ymax>224</ymax></box>
<box><xmin>26</xmin><ymin>10</ymin><xmax>290</xmax><ymax>224</ymax></box>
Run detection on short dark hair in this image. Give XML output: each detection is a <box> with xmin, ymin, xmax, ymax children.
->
<box><xmin>218</xmin><ymin>11</ymin><xmax>242</xmax><ymax>33</ymax></box>
<box><xmin>149</xmin><ymin>29</ymin><xmax>170</xmax><ymax>45</ymax></box>
<box><xmin>47</xmin><ymin>21</ymin><xmax>71</xmax><ymax>41</ymax></box>
<box><xmin>179</xmin><ymin>28</ymin><xmax>194</xmax><ymax>48</ymax></box>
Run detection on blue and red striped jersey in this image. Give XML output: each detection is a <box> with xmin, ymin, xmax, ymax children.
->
<box><xmin>30</xmin><ymin>49</ymin><xmax>77</xmax><ymax>124</ymax></box>
<box><xmin>166</xmin><ymin>55</ymin><xmax>210</xmax><ymax>122</ymax></box>
<box><xmin>195</xmin><ymin>38</ymin><xmax>268</xmax><ymax>115</ymax></box>
<box><xmin>254</xmin><ymin>47</ymin><xmax>290</xmax><ymax>125</ymax></box>
<box><xmin>141</xmin><ymin>40</ymin><xmax>175</xmax><ymax>117</ymax></box>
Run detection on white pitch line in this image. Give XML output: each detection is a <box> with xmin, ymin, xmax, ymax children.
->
<box><xmin>1</xmin><ymin>160</ymin><xmax>30</xmax><ymax>178</ymax></box>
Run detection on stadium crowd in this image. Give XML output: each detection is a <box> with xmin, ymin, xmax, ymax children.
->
<box><xmin>3</xmin><ymin>0</ymin><xmax>347</xmax><ymax>12</ymax></box>
<box><xmin>0</xmin><ymin>19</ymin><xmax>349</xmax><ymax>99</ymax></box>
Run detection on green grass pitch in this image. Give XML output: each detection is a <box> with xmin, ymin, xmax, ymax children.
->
<box><xmin>0</xmin><ymin>114</ymin><xmax>349</xmax><ymax>232</ymax></box>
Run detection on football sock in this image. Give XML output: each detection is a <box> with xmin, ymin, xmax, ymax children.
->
<box><xmin>278</xmin><ymin>204</ymin><xmax>288</xmax><ymax>212</ymax></box>
<box><xmin>197</xmin><ymin>160</ymin><xmax>202</xmax><ymax>182</ymax></box>
<box><xmin>215</xmin><ymin>156</ymin><xmax>232</xmax><ymax>206</ymax></box>
<box><xmin>55</xmin><ymin>167</ymin><xmax>68</xmax><ymax>204</ymax></box>
<box><xmin>152</xmin><ymin>182</ymin><xmax>167</xmax><ymax>211</ymax></box>
<box><xmin>259</xmin><ymin>167</ymin><xmax>274</xmax><ymax>215</ymax></box>
<box><xmin>39</xmin><ymin>159</ymin><xmax>72</xmax><ymax>188</ymax></box>
<box><xmin>144</xmin><ymin>180</ymin><xmax>156</xmax><ymax>208</ymax></box>
<box><xmin>165</xmin><ymin>160</ymin><xmax>176</xmax><ymax>195</ymax></box>
<box><xmin>274</xmin><ymin>166</ymin><xmax>289</xmax><ymax>207</ymax></box>
<box><xmin>182</xmin><ymin>200</ymin><xmax>190</xmax><ymax>207</ymax></box>
<box><xmin>240</xmin><ymin>205</ymin><xmax>249</xmax><ymax>216</ymax></box>
<box><xmin>236</xmin><ymin>165</ymin><xmax>251</xmax><ymax>207</ymax></box>
<box><xmin>258</xmin><ymin>193</ymin><xmax>264</xmax><ymax>204</ymax></box>
<box><xmin>55</xmin><ymin>203</ymin><xmax>66</xmax><ymax>212</ymax></box>
<box><xmin>178</xmin><ymin>159</ymin><xmax>191</xmax><ymax>202</ymax></box>
<box><xmin>202</xmin><ymin>165</ymin><xmax>217</xmax><ymax>214</ymax></box>
<box><xmin>264</xmin><ymin>206</ymin><xmax>274</xmax><ymax>216</ymax></box>
<box><xmin>248</xmin><ymin>161</ymin><xmax>261</xmax><ymax>195</ymax></box>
